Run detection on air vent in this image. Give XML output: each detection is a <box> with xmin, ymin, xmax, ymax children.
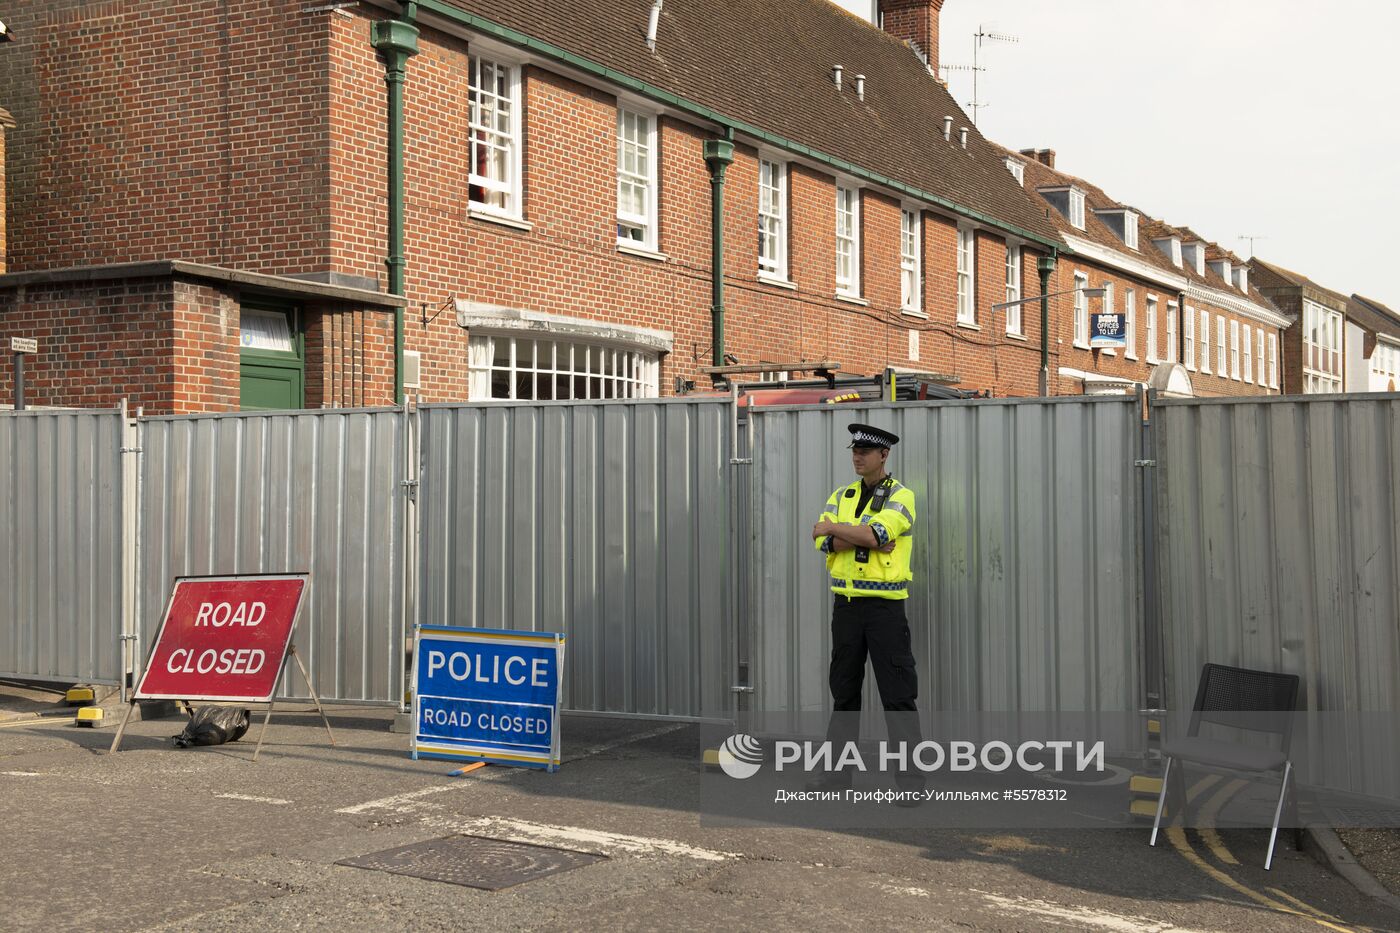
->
<box><xmin>403</xmin><ymin>350</ymin><xmax>422</xmax><ymax>389</ymax></box>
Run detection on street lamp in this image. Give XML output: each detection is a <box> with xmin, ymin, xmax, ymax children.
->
<box><xmin>992</xmin><ymin>276</ymin><xmax>1105</xmax><ymax>397</ymax></box>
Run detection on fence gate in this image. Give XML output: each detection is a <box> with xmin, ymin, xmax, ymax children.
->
<box><xmin>0</xmin><ymin>409</ymin><xmax>125</xmax><ymax>685</ymax></box>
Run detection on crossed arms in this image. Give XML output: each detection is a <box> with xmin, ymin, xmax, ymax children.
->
<box><xmin>812</xmin><ymin>520</ymin><xmax>896</xmax><ymax>553</ymax></box>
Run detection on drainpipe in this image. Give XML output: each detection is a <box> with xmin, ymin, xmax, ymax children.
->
<box><xmin>703</xmin><ymin>133</ymin><xmax>735</xmax><ymax>378</ymax></box>
<box><xmin>1176</xmin><ymin>290</ymin><xmax>1187</xmax><ymax>366</ymax></box>
<box><xmin>372</xmin><ymin>4</ymin><xmax>420</xmax><ymax>405</ymax></box>
<box><xmin>1037</xmin><ymin>251</ymin><xmax>1057</xmax><ymax>396</ymax></box>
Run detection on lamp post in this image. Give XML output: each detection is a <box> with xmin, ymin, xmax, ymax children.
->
<box><xmin>991</xmin><ymin>278</ymin><xmax>1105</xmax><ymax>398</ymax></box>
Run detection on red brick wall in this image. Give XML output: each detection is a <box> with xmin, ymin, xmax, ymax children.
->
<box><xmin>171</xmin><ymin>281</ymin><xmax>239</xmax><ymax>414</ymax></box>
<box><xmin>0</xmin><ymin>0</ymin><xmax>332</xmax><ymax>276</ymax></box>
<box><xmin>0</xmin><ymin>278</ymin><xmax>177</xmax><ymax>411</ymax></box>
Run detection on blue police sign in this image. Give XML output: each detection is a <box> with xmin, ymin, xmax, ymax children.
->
<box><xmin>412</xmin><ymin>626</ymin><xmax>566</xmax><ymax>771</ymax></box>
<box><xmin>1090</xmin><ymin>312</ymin><xmax>1126</xmax><ymax>350</ymax></box>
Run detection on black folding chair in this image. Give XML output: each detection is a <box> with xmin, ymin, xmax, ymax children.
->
<box><xmin>1149</xmin><ymin>663</ymin><xmax>1301</xmax><ymax>870</ymax></box>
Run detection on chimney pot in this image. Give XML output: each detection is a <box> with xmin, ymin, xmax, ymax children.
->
<box><xmin>959</xmin><ymin>126</ymin><xmax>969</xmax><ymax>149</ymax></box>
<box><xmin>832</xmin><ymin>64</ymin><xmax>843</xmax><ymax>91</ymax></box>
<box><xmin>855</xmin><ymin>74</ymin><xmax>866</xmax><ymax>102</ymax></box>
<box><xmin>942</xmin><ymin>115</ymin><xmax>954</xmax><ymax>141</ymax></box>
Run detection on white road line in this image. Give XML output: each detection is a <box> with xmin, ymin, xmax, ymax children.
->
<box><xmin>1</xmin><ymin>771</ymin><xmax>47</xmax><ymax>777</ymax></box>
<box><xmin>336</xmin><ymin>783</ymin><xmax>464</xmax><ymax>815</ymax></box>
<box><xmin>563</xmin><ymin>722</ymin><xmax>688</xmax><ymax>762</ymax></box>
<box><xmin>443</xmin><ymin>815</ymin><xmax>739</xmax><ymax>862</ymax></box>
<box><xmin>976</xmin><ymin>892</ymin><xmax>1215</xmax><ymax>933</ymax></box>
<box><xmin>215</xmin><ymin>793</ymin><xmax>290</xmax><ymax>805</ymax></box>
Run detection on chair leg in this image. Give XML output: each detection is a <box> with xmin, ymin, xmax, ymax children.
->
<box><xmin>1150</xmin><ymin>756</ymin><xmax>1173</xmax><ymax>847</ymax></box>
<box><xmin>1265</xmin><ymin>761</ymin><xmax>1293</xmax><ymax>871</ymax></box>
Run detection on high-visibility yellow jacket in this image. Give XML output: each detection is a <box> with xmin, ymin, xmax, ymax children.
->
<box><xmin>814</xmin><ymin>476</ymin><xmax>916</xmax><ymax>599</ymax></box>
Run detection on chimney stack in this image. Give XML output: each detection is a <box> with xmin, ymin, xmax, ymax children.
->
<box><xmin>1018</xmin><ymin>147</ymin><xmax>1056</xmax><ymax>169</ymax></box>
<box><xmin>878</xmin><ymin>0</ymin><xmax>946</xmax><ymax>74</ymax></box>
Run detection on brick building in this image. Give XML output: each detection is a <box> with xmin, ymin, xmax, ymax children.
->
<box><xmin>1346</xmin><ymin>295</ymin><xmax>1400</xmax><ymax>393</ymax></box>
<box><xmin>0</xmin><ymin>0</ymin><xmax>1089</xmax><ymax>413</ymax></box>
<box><xmin>996</xmin><ymin>147</ymin><xmax>1289</xmax><ymax>397</ymax></box>
<box><xmin>1251</xmin><ymin>258</ymin><xmax>1372</xmax><ymax>396</ymax></box>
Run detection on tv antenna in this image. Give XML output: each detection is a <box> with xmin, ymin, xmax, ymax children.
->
<box><xmin>1237</xmin><ymin>234</ymin><xmax>1268</xmax><ymax>258</ymax></box>
<box><xmin>954</xmin><ymin>25</ymin><xmax>1019</xmax><ymax>125</ymax></box>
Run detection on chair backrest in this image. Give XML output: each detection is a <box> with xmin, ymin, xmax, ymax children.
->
<box><xmin>1188</xmin><ymin>663</ymin><xmax>1300</xmax><ymax>752</ymax></box>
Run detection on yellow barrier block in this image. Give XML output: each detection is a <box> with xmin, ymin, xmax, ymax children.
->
<box><xmin>1129</xmin><ymin>798</ymin><xmax>1165</xmax><ymax>819</ymax></box>
<box><xmin>703</xmin><ymin>748</ymin><xmax>720</xmax><ymax>767</ymax></box>
<box><xmin>1130</xmin><ymin>775</ymin><xmax>1163</xmax><ymax>796</ymax></box>
<box><xmin>1147</xmin><ymin>719</ymin><xmax>1161</xmax><ymax>735</ymax></box>
<box><xmin>75</xmin><ymin>707</ymin><xmax>104</xmax><ymax>727</ymax></box>
<box><xmin>66</xmin><ymin>687</ymin><xmax>95</xmax><ymax>706</ymax></box>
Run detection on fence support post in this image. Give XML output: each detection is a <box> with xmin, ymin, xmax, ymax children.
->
<box><xmin>1138</xmin><ymin>387</ymin><xmax>1164</xmax><ymax>711</ymax></box>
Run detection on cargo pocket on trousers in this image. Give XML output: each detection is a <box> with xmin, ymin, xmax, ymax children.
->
<box><xmin>890</xmin><ymin>653</ymin><xmax>919</xmax><ymax>702</ymax></box>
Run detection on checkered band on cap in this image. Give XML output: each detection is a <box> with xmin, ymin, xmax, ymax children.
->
<box><xmin>847</xmin><ymin>422</ymin><xmax>899</xmax><ymax>447</ymax></box>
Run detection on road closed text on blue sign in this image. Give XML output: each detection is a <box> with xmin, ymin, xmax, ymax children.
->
<box><xmin>413</xmin><ymin>626</ymin><xmax>565</xmax><ymax>771</ymax></box>
<box><xmin>1090</xmin><ymin>312</ymin><xmax>1126</xmax><ymax>350</ymax></box>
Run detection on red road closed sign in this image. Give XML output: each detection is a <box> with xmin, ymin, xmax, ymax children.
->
<box><xmin>136</xmin><ymin>575</ymin><xmax>308</xmax><ymax>702</ymax></box>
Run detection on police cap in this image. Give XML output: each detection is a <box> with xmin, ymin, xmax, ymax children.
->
<box><xmin>847</xmin><ymin>423</ymin><xmax>899</xmax><ymax>449</ymax></box>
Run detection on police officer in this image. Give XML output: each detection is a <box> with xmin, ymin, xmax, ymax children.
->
<box><xmin>809</xmin><ymin>423</ymin><xmax>924</xmax><ymax>797</ymax></box>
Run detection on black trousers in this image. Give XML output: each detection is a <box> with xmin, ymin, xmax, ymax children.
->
<box><xmin>824</xmin><ymin>595</ymin><xmax>925</xmax><ymax>787</ymax></box>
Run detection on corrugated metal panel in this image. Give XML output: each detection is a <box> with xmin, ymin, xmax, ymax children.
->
<box><xmin>751</xmin><ymin>398</ymin><xmax>1143</xmax><ymax>722</ymax></box>
<box><xmin>137</xmin><ymin>409</ymin><xmax>407</xmax><ymax>704</ymax></box>
<box><xmin>418</xmin><ymin>399</ymin><xmax>732</xmax><ymax>719</ymax></box>
<box><xmin>0</xmin><ymin>410</ymin><xmax>124</xmax><ymax>684</ymax></box>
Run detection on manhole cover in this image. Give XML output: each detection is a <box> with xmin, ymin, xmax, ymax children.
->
<box><xmin>336</xmin><ymin>834</ymin><xmax>606</xmax><ymax>890</ymax></box>
<box><xmin>1325</xmin><ymin>807</ymin><xmax>1400</xmax><ymax>828</ymax></box>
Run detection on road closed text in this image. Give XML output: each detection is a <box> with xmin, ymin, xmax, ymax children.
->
<box><xmin>164</xmin><ymin>647</ymin><xmax>267</xmax><ymax>676</ymax></box>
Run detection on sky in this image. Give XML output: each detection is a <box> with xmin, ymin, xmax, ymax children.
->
<box><xmin>829</xmin><ymin>0</ymin><xmax>1399</xmax><ymax>306</ymax></box>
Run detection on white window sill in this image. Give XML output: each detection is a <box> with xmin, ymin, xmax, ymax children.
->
<box><xmin>1101</xmin><ymin>348</ymin><xmax>1117</xmax><ymax>356</ymax></box>
<box><xmin>1125</xmin><ymin>352</ymin><xmax>1139</xmax><ymax>361</ymax></box>
<box><xmin>900</xmin><ymin>307</ymin><xmax>928</xmax><ymax>319</ymax></box>
<box><xmin>956</xmin><ymin>320</ymin><xmax>980</xmax><ymax>331</ymax></box>
<box><xmin>835</xmin><ymin>292</ymin><xmax>869</xmax><ymax>306</ymax></box>
<box><xmin>469</xmin><ymin>207</ymin><xmax>532</xmax><ymax>232</ymax></box>
<box><xmin>1005</xmin><ymin>332</ymin><xmax>1027</xmax><ymax>341</ymax></box>
<box><xmin>617</xmin><ymin>242</ymin><xmax>668</xmax><ymax>262</ymax></box>
<box><xmin>757</xmin><ymin>273</ymin><xmax>796</xmax><ymax>290</ymax></box>
<box><xmin>1073</xmin><ymin>340</ymin><xmax>1092</xmax><ymax>350</ymax></box>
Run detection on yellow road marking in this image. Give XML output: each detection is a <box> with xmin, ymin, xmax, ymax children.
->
<box><xmin>1165</xmin><ymin>827</ymin><xmax>1356</xmax><ymax>933</ymax></box>
<box><xmin>0</xmin><ymin>717</ymin><xmax>75</xmax><ymax>729</ymax></box>
<box><xmin>1198</xmin><ymin>779</ymin><xmax>1247</xmax><ymax>865</ymax></box>
<box><xmin>1268</xmin><ymin>887</ymin><xmax>1346</xmax><ymax>925</ymax></box>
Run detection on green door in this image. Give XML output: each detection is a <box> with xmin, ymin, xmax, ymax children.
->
<box><xmin>239</xmin><ymin>303</ymin><xmax>305</xmax><ymax>410</ymax></box>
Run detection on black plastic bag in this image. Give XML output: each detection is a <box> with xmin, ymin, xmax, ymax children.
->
<box><xmin>172</xmin><ymin>706</ymin><xmax>251</xmax><ymax>748</ymax></box>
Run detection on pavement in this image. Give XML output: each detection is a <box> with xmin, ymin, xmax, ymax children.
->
<box><xmin>1</xmin><ymin>696</ymin><xmax>1398</xmax><ymax>932</ymax></box>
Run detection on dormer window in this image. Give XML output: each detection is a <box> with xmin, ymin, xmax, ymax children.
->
<box><xmin>1004</xmin><ymin>158</ymin><xmax>1025</xmax><ymax>186</ymax></box>
<box><xmin>1154</xmin><ymin>237</ymin><xmax>1183</xmax><ymax>268</ymax></box>
<box><xmin>1209</xmin><ymin>259</ymin><xmax>1232</xmax><ymax>284</ymax></box>
<box><xmin>1233</xmin><ymin>266</ymin><xmax>1249</xmax><ymax>292</ymax></box>
<box><xmin>1093</xmin><ymin>208</ymin><xmax>1139</xmax><ymax>249</ymax></box>
<box><xmin>1037</xmin><ymin>185</ymin><xmax>1085</xmax><ymax>229</ymax></box>
<box><xmin>1182</xmin><ymin>242</ymin><xmax>1206</xmax><ymax>276</ymax></box>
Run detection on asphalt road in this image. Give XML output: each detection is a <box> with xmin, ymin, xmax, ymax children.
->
<box><xmin>1</xmin><ymin>706</ymin><xmax>1396</xmax><ymax>932</ymax></box>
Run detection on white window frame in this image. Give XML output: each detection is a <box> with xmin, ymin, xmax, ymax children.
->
<box><xmin>1005</xmin><ymin>243</ymin><xmax>1022</xmax><ymax>336</ymax></box>
<box><xmin>1069</xmin><ymin>189</ymin><xmax>1085</xmax><ymax>230</ymax></box>
<box><xmin>470</xmin><ymin>334</ymin><xmax>660</xmax><ymax>401</ymax></box>
<box><xmin>1269</xmin><ymin>333</ymin><xmax>1280</xmax><ymax>389</ymax></box>
<box><xmin>1257</xmin><ymin>330</ymin><xmax>1266</xmax><ymax>386</ymax></box>
<box><xmin>1230</xmin><ymin>319</ymin><xmax>1241</xmax><ymax>380</ymax></box>
<box><xmin>1124</xmin><ymin>287</ymin><xmax>1137</xmax><ymax>359</ymax></box>
<box><xmin>616</xmin><ymin>107</ymin><xmax>659</xmax><ymax>251</ymax></box>
<box><xmin>1004</xmin><ymin>158</ymin><xmax>1025</xmax><ymax>186</ymax></box>
<box><xmin>758</xmin><ymin>158</ymin><xmax>789</xmax><ymax>281</ymax></box>
<box><xmin>1199</xmin><ymin>309</ymin><xmax>1211</xmax><ymax>375</ymax></box>
<box><xmin>1146</xmin><ymin>295</ymin><xmax>1159</xmax><ymax>363</ymax></box>
<box><xmin>900</xmin><ymin>208</ymin><xmax>922</xmax><ymax>315</ymax></box>
<box><xmin>957</xmin><ymin>227</ymin><xmax>976</xmax><ymax>325</ymax></box>
<box><xmin>1073</xmin><ymin>272</ymin><xmax>1090</xmax><ymax>348</ymax></box>
<box><xmin>1100</xmin><ymin>282</ymin><xmax>1116</xmax><ymax>355</ymax></box>
<box><xmin>1124</xmin><ymin>213</ymin><xmax>1139</xmax><ymax>250</ymax></box>
<box><xmin>1302</xmin><ymin>299</ymin><xmax>1342</xmax><ymax>392</ymax></box>
<box><xmin>468</xmin><ymin>56</ymin><xmax>524</xmax><ymax>219</ymax></box>
<box><xmin>835</xmin><ymin>185</ymin><xmax>861</xmax><ymax>297</ymax></box>
<box><xmin>1217</xmin><ymin>316</ymin><xmax>1227</xmax><ymax>375</ymax></box>
<box><xmin>1243</xmin><ymin>324</ymin><xmax>1254</xmax><ymax>384</ymax></box>
<box><xmin>1184</xmin><ymin>305</ymin><xmax>1196</xmax><ymax>371</ymax></box>
<box><xmin>1167</xmin><ymin>301</ymin><xmax>1178</xmax><ymax>363</ymax></box>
